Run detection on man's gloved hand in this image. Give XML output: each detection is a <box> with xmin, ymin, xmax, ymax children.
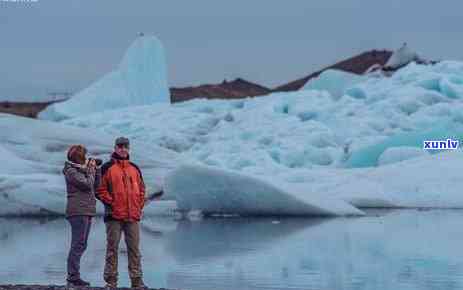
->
<box><xmin>145</xmin><ymin>190</ymin><xmax>164</xmax><ymax>203</ymax></box>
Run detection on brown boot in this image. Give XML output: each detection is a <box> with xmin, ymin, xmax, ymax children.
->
<box><xmin>104</xmin><ymin>277</ymin><xmax>118</xmax><ymax>290</ymax></box>
<box><xmin>131</xmin><ymin>277</ymin><xmax>148</xmax><ymax>290</ymax></box>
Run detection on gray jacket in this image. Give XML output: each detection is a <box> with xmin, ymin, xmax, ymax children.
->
<box><xmin>63</xmin><ymin>161</ymin><xmax>101</xmax><ymax>217</ymax></box>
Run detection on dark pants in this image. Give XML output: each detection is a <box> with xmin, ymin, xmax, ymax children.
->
<box><xmin>104</xmin><ymin>220</ymin><xmax>142</xmax><ymax>283</ymax></box>
<box><xmin>67</xmin><ymin>215</ymin><xmax>92</xmax><ymax>281</ymax></box>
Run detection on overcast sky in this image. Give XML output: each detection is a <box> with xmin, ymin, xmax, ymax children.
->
<box><xmin>1</xmin><ymin>0</ymin><xmax>462</xmax><ymax>98</ymax></box>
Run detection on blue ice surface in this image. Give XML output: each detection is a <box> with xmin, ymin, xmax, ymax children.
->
<box><xmin>302</xmin><ymin>69</ymin><xmax>363</xmax><ymax>99</ymax></box>
<box><xmin>346</xmin><ymin>121</ymin><xmax>463</xmax><ymax>168</ymax></box>
<box><xmin>39</xmin><ymin>35</ymin><xmax>170</xmax><ymax>121</ymax></box>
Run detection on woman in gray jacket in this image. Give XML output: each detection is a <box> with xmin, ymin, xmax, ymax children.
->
<box><xmin>63</xmin><ymin>144</ymin><xmax>101</xmax><ymax>287</ymax></box>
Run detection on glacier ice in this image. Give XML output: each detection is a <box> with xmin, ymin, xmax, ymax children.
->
<box><xmin>164</xmin><ymin>164</ymin><xmax>364</xmax><ymax>216</ymax></box>
<box><xmin>378</xmin><ymin>146</ymin><xmax>429</xmax><ymax>166</ymax></box>
<box><xmin>66</xmin><ymin>61</ymin><xmax>463</xmax><ymax>173</ymax></box>
<box><xmin>384</xmin><ymin>43</ymin><xmax>421</xmax><ymax>70</ymax></box>
<box><xmin>5</xmin><ymin>57</ymin><xmax>463</xmax><ymax>215</ymax></box>
<box><xmin>346</xmin><ymin>121</ymin><xmax>463</xmax><ymax>167</ymax></box>
<box><xmin>300</xmin><ymin>69</ymin><xmax>364</xmax><ymax>99</ymax></box>
<box><xmin>39</xmin><ymin>35</ymin><xmax>169</xmax><ymax>121</ymax></box>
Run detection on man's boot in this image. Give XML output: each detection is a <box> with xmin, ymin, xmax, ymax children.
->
<box><xmin>131</xmin><ymin>277</ymin><xmax>148</xmax><ymax>290</ymax></box>
<box><xmin>66</xmin><ymin>277</ymin><xmax>91</xmax><ymax>288</ymax></box>
<box><xmin>104</xmin><ymin>277</ymin><xmax>118</xmax><ymax>290</ymax></box>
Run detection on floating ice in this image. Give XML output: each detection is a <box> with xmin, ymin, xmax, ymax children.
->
<box><xmin>346</xmin><ymin>121</ymin><xmax>463</xmax><ymax>167</ymax></box>
<box><xmin>39</xmin><ymin>35</ymin><xmax>170</xmax><ymax>121</ymax></box>
<box><xmin>378</xmin><ymin>146</ymin><xmax>429</xmax><ymax>166</ymax></box>
<box><xmin>384</xmin><ymin>43</ymin><xmax>421</xmax><ymax>70</ymax></box>
<box><xmin>66</xmin><ymin>61</ymin><xmax>463</xmax><ymax>174</ymax></box>
<box><xmin>300</xmin><ymin>69</ymin><xmax>364</xmax><ymax>99</ymax></box>
<box><xmin>5</xmin><ymin>57</ymin><xmax>463</xmax><ymax>215</ymax></box>
<box><xmin>164</xmin><ymin>164</ymin><xmax>364</xmax><ymax>216</ymax></box>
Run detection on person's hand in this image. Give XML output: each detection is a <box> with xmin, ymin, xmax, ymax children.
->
<box><xmin>145</xmin><ymin>190</ymin><xmax>163</xmax><ymax>203</ymax></box>
<box><xmin>88</xmin><ymin>159</ymin><xmax>97</xmax><ymax>168</ymax></box>
<box><xmin>86</xmin><ymin>159</ymin><xmax>96</xmax><ymax>176</ymax></box>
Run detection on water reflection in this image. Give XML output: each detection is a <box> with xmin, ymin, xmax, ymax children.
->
<box><xmin>1</xmin><ymin>210</ymin><xmax>463</xmax><ymax>290</ymax></box>
<box><xmin>162</xmin><ymin>217</ymin><xmax>326</xmax><ymax>262</ymax></box>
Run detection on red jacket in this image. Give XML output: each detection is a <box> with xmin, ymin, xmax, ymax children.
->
<box><xmin>97</xmin><ymin>153</ymin><xmax>146</xmax><ymax>221</ymax></box>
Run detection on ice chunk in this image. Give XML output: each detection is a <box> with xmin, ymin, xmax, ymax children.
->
<box><xmin>346</xmin><ymin>121</ymin><xmax>463</xmax><ymax>168</ymax></box>
<box><xmin>164</xmin><ymin>164</ymin><xmax>364</xmax><ymax>216</ymax></box>
<box><xmin>384</xmin><ymin>43</ymin><xmax>421</xmax><ymax>70</ymax></box>
<box><xmin>39</xmin><ymin>35</ymin><xmax>169</xmax><ymax>120</ymax></box>
<box><xmin>301</xmin><ymin>69</ymin><xmax>364</xmax><ymax>99</ymax></box>
<box><xmin>367</xmin><ymin>150</ymin><xmax>463</xmax><ymax>208</ymax></box>
<box><xmin>378</xmin><ymin>146</ymin><xmax>429</xmax><ymax>166</ymax></box>
<box><xmin>439</xmin><ymin>77</ymin><xmax>463</xmax><ymax>99</ymax></box>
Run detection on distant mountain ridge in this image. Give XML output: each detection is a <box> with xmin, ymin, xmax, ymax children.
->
<box><xmin>170</xmin><ymin>49</ymin><xmax>393</xmax><ymax>102</ymax></box>
<box><xmin>273</xmin><ymin>49</ymin><xmax>393</xmax><ymax>92</ymax></box>
<box><xmin>170</xmin><ymin>78</ymin><xmax>271</xmax><ymax>103</ymax></box>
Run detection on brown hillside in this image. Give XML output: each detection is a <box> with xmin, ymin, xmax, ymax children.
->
<box><xmin>170</xmin><ymin>78</ymin><xmax>271</xmax><ymax>103</ymax></box>
<box><xmin>273</xmin><ymin>49</ymin><xmax>393</xmax><ymax>92</ymax></box>
<box><xmin>0</xmin><ymin>101</ymin><xmax>54</xmax><ymax>118</ymax></box>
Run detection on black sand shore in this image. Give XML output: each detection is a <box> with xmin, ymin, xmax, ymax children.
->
<box><xmin>0</xmin><ymin>286</ymin><xmax>179</xmax><ymax>290</ymax></box>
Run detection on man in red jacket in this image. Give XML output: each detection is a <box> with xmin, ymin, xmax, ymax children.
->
<box><xmin>97</xmin><ymin>137</ymin><xmax>147</xmax><ymax>290</ymax></box>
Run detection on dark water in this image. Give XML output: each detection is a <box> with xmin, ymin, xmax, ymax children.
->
<box><xmin>1</xmin><ymin>210</ymin><xmax>463</xmax><ymax>290</ymax></box>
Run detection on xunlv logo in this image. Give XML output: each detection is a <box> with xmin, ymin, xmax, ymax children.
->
<box><xmin>423</xmin><ymin>139</ymin><xmax>459</xmax><ymax>150</ymax></box>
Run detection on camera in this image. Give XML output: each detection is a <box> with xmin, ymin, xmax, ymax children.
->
<box><xmin>88</xmin><ymin>157</ymin><xmax>103</xmax><ymax>166</ymax></box>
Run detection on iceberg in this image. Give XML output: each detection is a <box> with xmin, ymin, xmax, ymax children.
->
<box><xmin>384</xmin><ymin>43</ymin><xmax>421</xmax><ymax>70</ymax></box>
<box><xmin>300</xmin><ymin>69</ymin><xmax>364</xmax><ymax>99</ymax></box>
<box><xmin>164</xmin><ymin>164</ymin><xmax>364</xmax><ymax>216</ymax></box>
<box><xmin>378</xmin><ymin>146</ymin><xmax>429</xmax><ymax>166</ymax></box>
<box><xmin>274</xmin><ymin>149</ymin><xmax>463</xmax><ymax>209</ymax></box>
<box><xmin>39</xmin><ymin>35</ymin><xmax>170</xmax><ymax>121</ymax></box>
<box><xmin>162</xmin><ymin>145</ymin><xmax>463</xmax><ymax>215</ymax></box>
<box><xmin>346</xmin><ymin>121</ymin><xmax>463</xmax><ymax>168</ymax></box>
<box><xmin>340</xmin><ymin>150</ymin><xmax>463</xmax><ymax>208</ymax></box>
<box><xmin>3</xmin><ymin>109</ymin><xmax>463</xmax><ymax>215</ymax></box>
<box><xmin>6</xmin><ymin>54</ymin><xmax>463</xmax><ymax>215</ymax></box>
